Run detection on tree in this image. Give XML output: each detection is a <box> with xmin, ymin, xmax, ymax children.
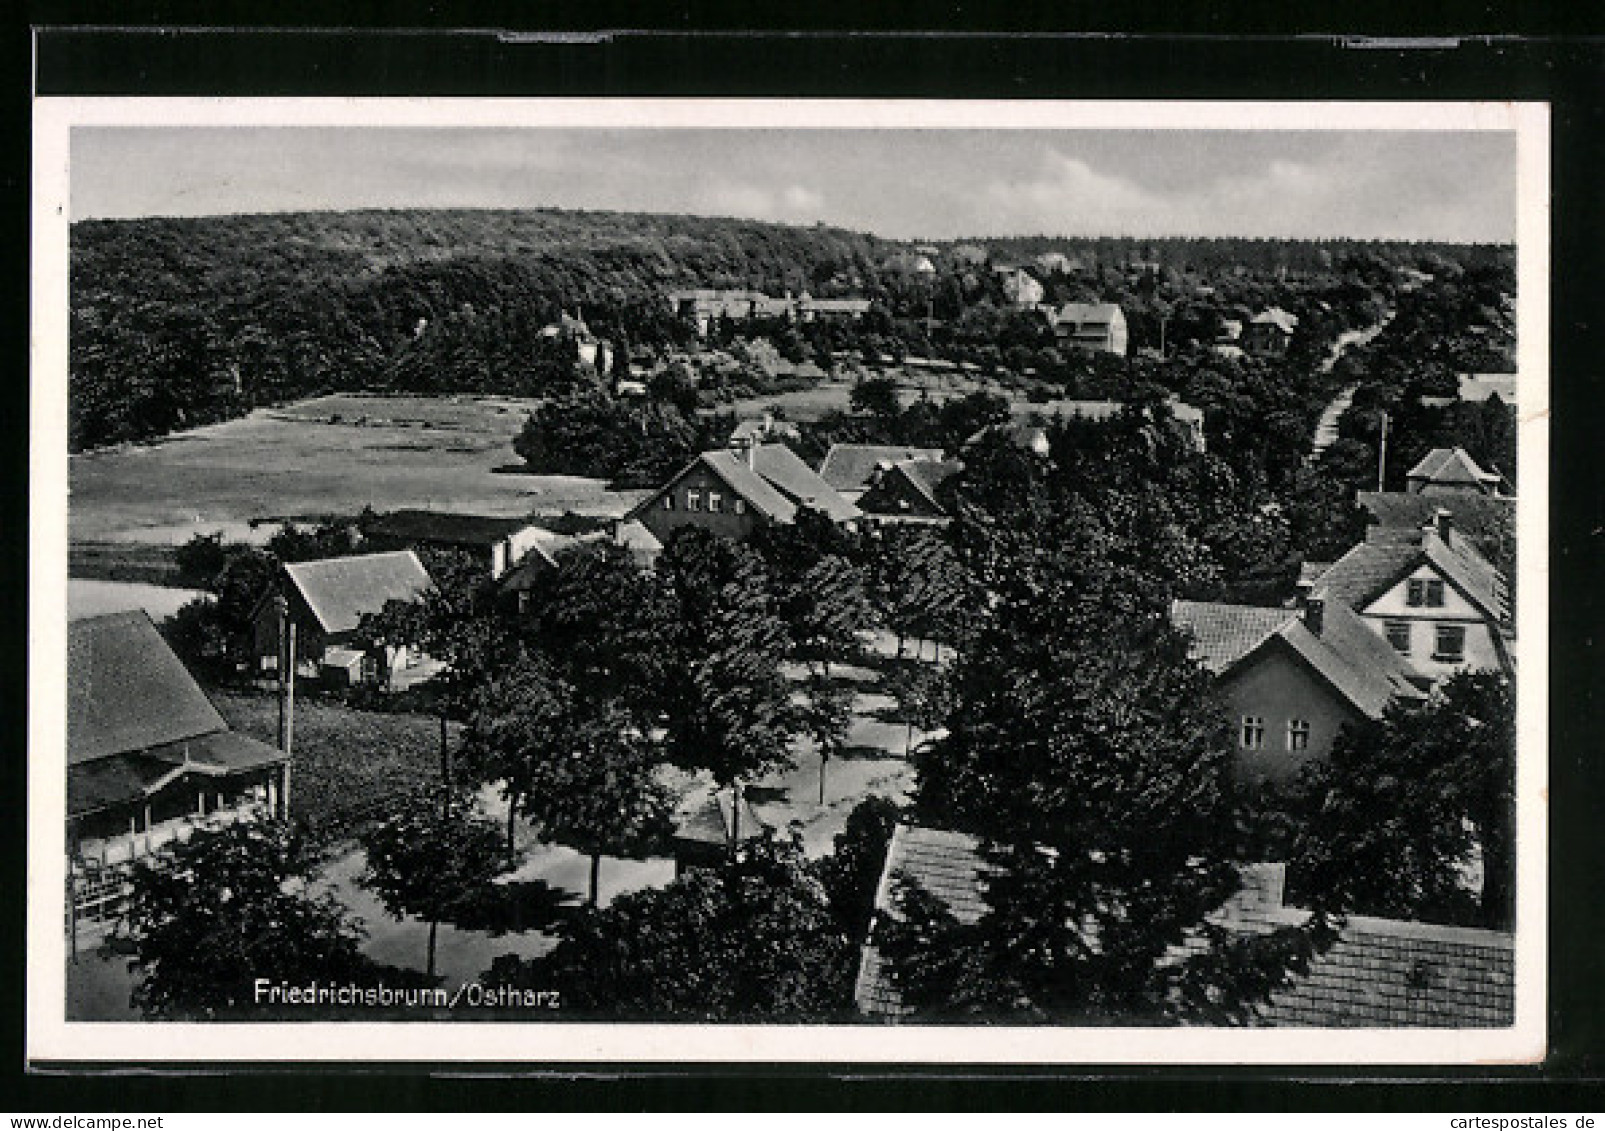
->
<box><xmin>1288</xmin><ymin>670</ymin><xmax>1516</xmax><ymax>929</ymax></box>
<box><xmin>894</xmin><ymin>521</ymin><xmax>1326</xmax><ymax>1023</ymax></box>
<box><xmin>655</xmin><ymin>529</ymin><xmax>798</xmax><ymax>846</ymax></box>
<box><xmin>849</xmin><ymin>374</ymin><xmax>902</xmax><ymax>420</ymax></box>
<box><xmin>798</xmin><ymin>669</ymin><xmax>854</xmax><ymax>805</ymax></box>
<box><xmin>462</xmin><ymin>659</ymin><xmax>676</xmax><ymax>904</ymax></box>
<box><xmin>125</xmin><ymin>820</ymin><xmax>375</xmax><ymax>1019</ymax></box>
<box><xmin>359</xmin><ymin>787</ymin><xmax>513</xmax><ymax>979</ymax></box>
<box><xmin>532</xmin><ymin>833</ymin><xmax>857</xmax><ymax>1021</ymax></box>
<box><xmin>816</xmin><ymin>794</ymin><xmax>902</xmax><ymax>940</ymax></box>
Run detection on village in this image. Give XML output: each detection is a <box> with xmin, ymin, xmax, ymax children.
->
<box><xmin>64</xmin><ymin>213</ymin><xmax>1520</xmax><ymax>1026</ymax></box>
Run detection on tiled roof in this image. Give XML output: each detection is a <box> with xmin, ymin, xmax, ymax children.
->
<box><xmin>749</xmin><ymin>444</ymin><xmax>862</xmax><ymax>523</ymax></box>
<box><xmin>1406</xmin><ymin>447</ymin><xmax>1502</xmax><ymax>488</ymax></box>
<box><xmin>856</xmin><ymin>836</ymin><xmax>1515</xmax><ymax>1027</ymax></box>
<box><xmin>1170</xmin><ymin>600</ymin><xmax>1293</xmax><ymax>673</ymax></box>
<box><xmin>1310</xmin><ymin>527</ymin><xmax>1508</xmax><ymax>626</ymax></box>
<box><xmin>68</xmin><ymin>611</ymin><xmax>227</xmax><ymax>766</ymax></box>
<box><xmin>283</xmin><ymin>551</ymin><xmax>435</xmax><ymax>636</ymax></box>
<box><xmin>68</xmin><ymin>729</ymin><xmax>287</xmax><ymax>818</ymax></box>
<box><xmin>818</xmin><ymin>444</ymin><xmax>946</xmax><ymax>494</ymax></box>
<box><xmin>895</xmin><ymin>459</ymin><xmax>965</xmax><ymax>510</ymax></box>
<box><xmin>366</xmin><ymin>509</ymin><xmax>537</xmax><ymax>547</ymax></box>
<box><xmin>1170</xmin><ymin>599</ymin><xmax>1423</xmax><ymax>718</ymax></box>
<box><xmin>1357</xmin><ymin>492</ymin><xmax>1514</xmax><ymax>554</ymax></box>
<box><xmin>697</xmin><ymin>450</ymin><xmax>802</xmax><ymax>523</ymax></box>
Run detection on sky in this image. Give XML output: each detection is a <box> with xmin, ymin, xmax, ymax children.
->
<box><xmin>70</xmin><ymin>127</ymin><xmax>1517</xmax><ymax>243</ymax></box>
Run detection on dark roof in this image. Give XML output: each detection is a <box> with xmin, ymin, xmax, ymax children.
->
<box><xmin>366</xmin><ymin>509</ymin><xmax>538</xmax><ymax>547</ymax></box>
<box><xmin>498</xmin><ymin>541</ymin><xmax>564</xmax><ymax>593</ymax></box>
<box><xmin>68</xmin><ymin>611</ymin><xmax>227</xmax><ymax>766</ymax></box>
<box><xmin>1171</xmin><ymin>599</ymin><xmax>1423</xmax><ymax>718</ymax></box>
<box><xmin>818</xmin><ymin>444</ymin><xmax>946</xmax><ymax>494</ymax></box>
<box><xmin>68</xmin><ymin>730</ymin><xmax>286</xmax><ymax>818</ymax></box>
<box><xmin>856</xmin><ymin>834</ymin><xmax>1514</xmax><ymax>1026</ymax></box>
<box><xmin>283</xmin><ymin>551</ymin><xmax>434</xmax><ymax>636</ymax></box>
<box><xmin>1405</xmin><ymin>447</ymin><xmax>1502</xmax><ymax>489</ymax></box>
<box><xmin>896</xmin><ymin>459</ymin><xmax>964</xmax><ymax>510</ymax></box>
<box><xmin>1357</xmin><ymin>491</ymin><xmax>1514</xmax><ymax>553</ymax></box>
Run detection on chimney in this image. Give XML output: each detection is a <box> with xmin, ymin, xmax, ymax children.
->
<box><xmin>1433</xmin><ymin>507</ymin><xmax>1453</xmax><ymax>545</ymax></box>
<box><xmin>1302</xmin><ymin>592</ymin><xmax>1325</xmax><ymax>636</ymax></box>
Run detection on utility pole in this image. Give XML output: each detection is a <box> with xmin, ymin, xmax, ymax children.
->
<box><xmin>277</xmin><ymin>593</ymin><xmax>295</xmax><ymax>759</ymax></box>
<box><xmin>1376</xmin><ymin>410</ymin><xmax>1390</xmax><ymax>492</ymax></box>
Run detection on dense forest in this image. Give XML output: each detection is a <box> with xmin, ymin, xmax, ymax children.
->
<box><xmin>69</xmin><ymin>206</ymin><xmax>1515</xmax><ymax>452</ymax></box>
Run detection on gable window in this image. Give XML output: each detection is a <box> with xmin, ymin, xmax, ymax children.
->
<box><xmin>1287</xmin><ymin>719</ymin><xmax>1311</xmax><ymax>752</ymax></box>
<box><xmin>687</xmin><ymin>490</ymin><xmax>702</xmax><ymax>512</ymax></box>
<box><xmin>708</xmin><ymin>491</ymin><xmax>723</xmax><ymax>514</ymax></box>
<box><xmin>733</xmin><ymin>499</ymin><xmax>747</xmax><ymax>516</ymax></box>
<box><xmin>1433</xmin><ymin>624</ymin><xmax>1467</xmax><ymax>662</ymax></box>
<box><xmin>1407</xmin><ymin>579</ymin><xmax>1425</xmax><ymax>606</ymax></box>
<box><xmin>1240</xmin><ymin>716</ymin><xmax>1265</xmax><ymax>751</ymax></box>
<box><xmin>1425</xmin><ymin>579</ymin><xmax>1445</xmax><ymax>606</ymax></box>
<box><xmin>1385</xmin><ymin>620</ymin><xmax>1412</xmax><ymax>654</ymax></box>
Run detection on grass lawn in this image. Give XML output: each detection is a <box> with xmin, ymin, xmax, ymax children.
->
<box><xmin>211</xmin><ymin>687</ymin><xmax>458</xmax><ymax>842</ymax></box>
<box><xmin>70</xmin><ymin>393</ymin><xmax>648</xmax><ymax>545</ymax></box>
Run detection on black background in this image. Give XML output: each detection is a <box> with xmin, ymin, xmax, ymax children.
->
<box><xmin>10</xmin><ymin>3</ymin><xmax>1605</xmax><ymax>1111</ymax></box>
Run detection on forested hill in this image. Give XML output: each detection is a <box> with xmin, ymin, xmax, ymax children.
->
<box><xmin>68</xmin><ymin>207</ymin><xmax>1511</xmax><ymax>451</ymax></box>
<box><xmin>68</xmin><ymin>208</ymin><xmax>905</xmax><ymax>450</ymax></box>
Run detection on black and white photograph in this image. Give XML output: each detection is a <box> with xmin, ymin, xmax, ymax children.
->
<box><xmin>28</xmin><ymin>99</ymin><xmax>1548</xmax><ymax>1064</ymax></box>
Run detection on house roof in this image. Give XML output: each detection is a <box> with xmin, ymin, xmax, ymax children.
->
<box><xmin>68</xmin><ymin>729</ymin><xmax>287</xmax><ymax>818</ymax></box>
<box><xmin>1307</xmin><ymin>526</ymin><xmax>1508</xmax><ymax>627</ymax></box>
<box><xmin>365</xmin><ymin>509</ymin><xmax>538</xmax><ymax>547</ymax></box>
<box><xmin>68</xmin><ymin>611</ymin><xmax>228</xmax><ymax>766</ymax></box>
<box><xmin>1055</xmin><ymin>302</ymin><xmax>1123</xmax><ymax>327</ymax></box>
<box><xmin>283</xmin><ymin>550</ymin><xmax>435</xmax><ymax>636</ymax></box>
<box><xmin>856</xmin><ymin>833</ymin><xmax>1514</xmax><ymax>1026</ymax></box>
<box><xmin>895</xmin><ymin>459</ymin><xmax>965</xmax><ymax>510</ymax></box>
<box><xmin>1457</xmin><ymin>373</ymin><xmax>1517</xmax><ymax>404</ymax></box>
<box><xmin>1170</xmin><ymin>599</ymin><xmax>1423</xmax><ymax>718</ymax></box>
<box><xmin>674</xmin><ymin>791</ymin><xmax>769</xmax><ymax>848</ymax></box>
<box><xmin>497</xmin><ymin>542</ymin><xmax>563</xmax><ymax>593</ymax></box>
<box><xmin>748</xmin><ymin>445</ymin><xmax>862</xmax><ymax>523</ymax></box>
<box><xmin>818</xmin><ymin>444</ymin><xmax>947</xmax><ymax>494</ymax></box>
<box><xmin>1357</xmin><ymin>491</ymin><xmax>1514</xmax><ymax>555</ymax></box>
<box><xmin>1405</xmin><ymin>447</ymin><xmax>1502</xmax><ymax>489</ymax></box>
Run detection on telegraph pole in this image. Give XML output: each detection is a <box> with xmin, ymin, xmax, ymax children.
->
<box><xmin>1376</xmin><ymin>410</ymin><xmax>1390</xmax><ymax>492</ymax></box>
<box><xmin>277</xmin><ymin>593</ymin><xmax>295</xmax><ymax>759</ymax></box>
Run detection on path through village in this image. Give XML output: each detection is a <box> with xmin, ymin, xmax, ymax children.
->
<box><xmin>1309</xmin><ymin>312</ymin><xmax>1393</xmax><ymax>461</ymax></box>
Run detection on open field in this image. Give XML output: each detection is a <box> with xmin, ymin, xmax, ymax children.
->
<box><xmin>70</xmin><ymin>393</ymin><xmax>650</xmax><ymax>546</ymax></box>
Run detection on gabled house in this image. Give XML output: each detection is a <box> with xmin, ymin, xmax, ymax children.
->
<box><xmin>854</xmin><ymin>829</ymin><xmax>1514</xmax><ymax>1027</ymax></box>
<box><xmin>252</xmin><ymin>550</ymin><xmax>435</xmax><ymax>688</ymax></box>
<box><xmin>993</xmin><ymin>265</ymin><xmax>1045</xmax><ymax>307</ymax></box>
<box><xmin>1171</xmin><ymin>594</ymin><xmax>1426</xmax><ymax>782</ymax></box>
<box><xmin>1405</xmin><ymin>447</ymin><xmax>1507</xmax><ymax>498</ymax></box>
<box><xmin>68</xmin><ymin>611</ymin><xmax>291</xmax><ymax>927</ymax></box>
<box><xmin>1050</xmin><ymin>303</ymin><xmax>1129</xmax><ymax>356</ymax></box>
<box><xmin>817</xmin><ymin>444</ymin><xmax>947</xmax><ymax>506</ymax></box>
<box><xmin>1357</xmin><ymin>490</ymin><xmax>1514</xmax><ymax>564</ymax></box>
<box><xmin>1299</xmin><ymin>510</ymin><xmax>1512</xmax><ymax>683</ymax></box>
<box><xmin>1244</xmin><ymin>308</ymin><xmax>1299</xmax><ymax>358</ymax></box>
<box><xmin>362</xmin><ymin>509</ymin><xmax>554</xmax><ymax>580</ymax></box>
<box><xmin>627</xmin><ymin>440</ymin><xmax>861</xmax><ymax>546</ymax></box>
<box><xmin>729</xmin><ymin>414</ymin><xmax>802</xmax><ymax>447</ymax></box>
<box><xmin>857</xmin><ymin>458</ymin><xmax>964</xmax><ymax>524</ymax></box>
<box><xmin>1456</xmin><ymin>372</ymin><xmax>1518</xmax><ymax>406</ymax></box>
<box><xmin>538</xmin><ymin>311</ymin><xmax>611</xmax><ymax>371</ymax></box>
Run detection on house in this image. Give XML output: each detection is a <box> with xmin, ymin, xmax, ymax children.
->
<box><xmin>883</xmin><ymin>252</ymin><xmax>937</xmax><ymax>277</ymax></box>
<box><xmin>67</xmin><ymin>611</ymin><xmax>291</xmax><ymax>929</ymax></box>
<box><xmin>1357</xmin><ymin>490</ymin><xmax>1514</xmax><ymax>563</ymax></box>
<box><xmin>1298</xmin><ymin>509</ymin><xmax>1513</xmax><ymax>683</ymax></box>
<box><xmin>1405</xmin><ymin>447</ymin><xmax>1507</xmax><ymax>498</ymax></box>
<box><xmin>538</xmin><ymin>311</ymin><xmax>611</xmax><ymax>371</ymax></box>
<box><xmin>1171</xmin><ymin>593</ymin><xmax>1426</xmax><ymax>781</ymax></box>
<box><xmin>729</xmin><ymin>414</ymin><xmax>802</xmax><ymax>447</ymax></box>
<box><xmin>671</xmin><ymin>791</ymin><xmax>769</xmax><ymax>875</ymax></box>
<box><xmin>854</xmin><ymin>829</ymin><xmax>1514</xmax><ymax>1027</ymax></box>
<box><xmin>857</xmin><ymin>458</ymin><xmax>965</xmax><ymax>524</ymax></box>
<box><xmin>817</xmin><ymin>444</ymin><xmax>947</xmax><ymax>506</ymax></box>
<box><xmin>497</xmin><ymin>532</ymin><xmax>573</xmax><ymax>616</ymax></box>
<box><xmin>627</xmin><ymin>440</ymin><xmax>861</xmax><ymax>546</ymax></box>
<box><xmin>1050</xmin><ymin>303</ymin><xmax>1129</xmax><ymax>356</ymax></box>
<box><xmin>796</xmin><ymin>294</ymin><xmax>872</xmax><ymax>323</ymax></box>
<box><xmin>1033</xmin><ymin>251</ymin><xmax>1074</xmax><ymax>275</ymax></box>
<box><xmin>993</xmin><ymin>265</ymin><xmax>1045</xmax><ymax>307</ymax></box>
<box><xmin>252</xmin><ymin>550</ymin><xmax>435</xmax><ymax>688</ymax></box>
<box><xmin>363</xmin><ymin>509</ymin><xmax>554</xmax><ymax>579</ymax></box>
<box><xmin>1456</xmin><ymin>373</ymin><xmax>1518</xmax><ymax>406</ymax></box>
<box><xmin>1016</xmin><ymin>396</ymin><xmax>1207</xmax><ymax>454</ymax></box>
<box><xmin>612</xmin><ymin>518</ymin><xmax>665</xmax><ymax>569</ymax></box>
<box><xmin>1243</xmin><ymin>308</ymin><xmax>1300</xmax><ymax>358</ymax></box>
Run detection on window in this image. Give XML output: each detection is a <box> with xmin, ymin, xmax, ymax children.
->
<box><xmin>1406</xmin><ymin>579</ymin><xmax>1425</xmax><ymax>606</ymax></box>
<box><xmin>1287</xmin><ymin>719</ymin><xmax>1311</xmax><ymax>752</ymax></box>
<box><xmin>1434</xmin><ymin>624</ymin><xmax>1467</xmax><ymax>662</ymax></box>
<box><xmin>708</xmin><ymin>491</ymin><xmax>723</xmax><ymax>514</ymax></box>
<box><xmin>1385</xmin><ymin>620</ymin><xmax>1412</xmax><ymax>654</ymax></box>
<box><xmin>662</xmin><ymin>494</ymin><xmax>674</xmax><ymax>511</ymax></box>
<box><xmin>687</xmin><ymin>490</ymin><xmax>702</xmax><ymax>512</ymax></box>
<box><xmin>1425</xmin><ymin>579</ymin><xmax>1445</xmax><ymax>607</ymax></box>
<box><xmin>1241</xmin><ymin>716</ymin><xmax>1265</xmax><ymax>750</ymax></box>
<box><xmin>733</xmin><ymin>498</ymin><xmax>747</xmax><ymax>516</ymax></box>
